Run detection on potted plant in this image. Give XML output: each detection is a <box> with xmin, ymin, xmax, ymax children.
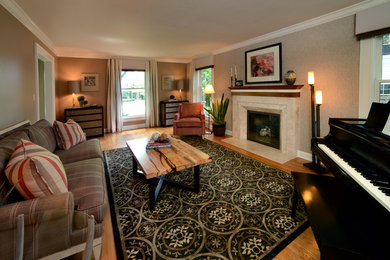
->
<box><xmin>204</xmin><ymin>93</ymin><xmax>230</xmax><ymax>136</ymax></box>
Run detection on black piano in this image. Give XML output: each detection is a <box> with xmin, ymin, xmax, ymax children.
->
<box><xmin>306</xmin><ymin>102</ymin><xmax>390</xmax><ymax>259</ymax></box>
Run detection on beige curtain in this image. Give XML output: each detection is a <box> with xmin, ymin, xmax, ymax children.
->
<box><xmin>145</xmin><ymin>60</ymin><xmax>159</xmax><ymax>127</ymax></box>
<box><xmin>106</xmin><ymin>59</ymin><xmax>123</xmax><ymax>133</ymax></box>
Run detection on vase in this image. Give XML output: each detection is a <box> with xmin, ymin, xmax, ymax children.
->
<box><xmin>213</xmin><ymin>123</ymin><xmax>226</xmax><ymax>136</ymax></box>
<box><xmin>284</xmin><ymin>70</ymin><xmax>296</xmax><ymax>85</ymax></box>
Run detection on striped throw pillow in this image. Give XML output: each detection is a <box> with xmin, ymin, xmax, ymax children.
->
<box><xmin>4</xmin><ymin>139</ymin><xmax>68</xmax><ymax>199</ymax></box>
<box><xmin>54</xmin><ymin>119</ymin><xmax>86</xmax><ymax>150</ymax></box>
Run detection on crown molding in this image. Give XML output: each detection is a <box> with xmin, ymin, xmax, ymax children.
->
<box><xmin>212</xmin><ymin>0</ymin><xmax>390</xmax><ymax>56</ymax></box>
<box><xmin>0</xmin><ymin>0</ymin><xmax>57</xmax><ymax>55</ymax></box>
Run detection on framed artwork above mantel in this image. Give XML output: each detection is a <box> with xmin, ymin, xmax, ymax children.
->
<box><xmin>245</xmin><ymin>43</ymin><xmax>282</xmax><ymax>84</ymax></box>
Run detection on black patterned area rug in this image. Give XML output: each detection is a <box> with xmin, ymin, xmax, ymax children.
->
<box><xmin>103</xmin><ymin>136</ymin><xmax>308</xmax><ymax>260</ymax></box>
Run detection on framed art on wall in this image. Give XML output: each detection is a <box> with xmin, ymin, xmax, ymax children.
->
<box><xmin>81</xmin><ymin>73</ymin><xmax>99</xmax><ymax>91</ymax></box>
<box><xmin>245</xmin><ymin>43</ymin><xmax>282</xmax><ymax>84</ymax></box>
<box><xmin>162</xmin><ymin>75</ymin><xmax>174</xmax><ymax>90</ymax></box>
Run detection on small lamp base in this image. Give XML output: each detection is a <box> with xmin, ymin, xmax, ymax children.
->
<box><xmin>303</xmin><ymin>162</ymin><xmax>329</xmax><ymax>174</ymax></box>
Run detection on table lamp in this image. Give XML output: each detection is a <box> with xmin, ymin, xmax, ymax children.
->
<box><xmin>177</xmin><ymin>80</ymin><xmax>184</xmax><ymax>101</ymax></box>
<box><xmin>68</xmin><ymin>81</ymin><xmax>80</xmax><ymax>107</ymax></box>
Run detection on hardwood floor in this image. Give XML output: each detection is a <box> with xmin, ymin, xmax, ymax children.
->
<box><xmin>97</xmin><ymin>127</ymin><xmax>320</xmax><ymax>260</ymax></box>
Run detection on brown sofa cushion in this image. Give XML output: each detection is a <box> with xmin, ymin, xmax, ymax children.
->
<box><xmin>55</xmin><ymin>139</ymin><xmax>103</xmax><ymax>164</ymax></box>
<box><xmin>64</xmin><ymin>158</ymin><xmax>107</xmax><ymax>224</ymax></box>
<box><xmin>28</xmin><ymin>119</ymin><xmax>57</xmax><ymax>153</ymax></box>
<box><xmin>180</xmin><ymin>103</ymin><xmax>202</xmax><ymax>118</ymax></box>
<box><xmin>175</xmin><ymin>117</ymin><xmax>202</xmax><ymax>128</ymax></box>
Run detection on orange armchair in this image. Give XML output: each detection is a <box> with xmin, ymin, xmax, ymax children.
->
<box><xmin>173</xmin><ymin>102</ymin><xmax>206</xmax><ymax>136</ymax></box>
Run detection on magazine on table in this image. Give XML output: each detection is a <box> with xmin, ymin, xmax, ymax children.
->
<box><xmin>146</xmin><ymin>138</ymin><xmax>171</xmax><ymax>149</ymax></box>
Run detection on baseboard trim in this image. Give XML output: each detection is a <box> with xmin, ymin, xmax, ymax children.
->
<box><xmin>297</xmin><ymin>150</ymin><xmax>312</xmax><ymax>161</ymax></box>
<box><xmin>225</xmin><ymin>129</ymin><xmax>232</xmax><ymax>136</ymax></box>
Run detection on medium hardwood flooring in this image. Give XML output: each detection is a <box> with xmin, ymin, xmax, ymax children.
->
<box><xmin>97</xmin><ymin>127</ymin><xmax>320</xmax><ymax>260</ymax></box>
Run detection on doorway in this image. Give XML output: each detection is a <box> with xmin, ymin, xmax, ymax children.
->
<box><xmin>35</xmin><ymin>43</ymin><xmax>55</xmax><ymax>123</ymax></box>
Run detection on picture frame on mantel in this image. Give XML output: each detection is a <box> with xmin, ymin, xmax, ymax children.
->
<box><xmin>162</xmin><ymin>75</ymin><xmax>174</xmax><ymax>90</ymax></box>
<box><xmin>81</xmin><ymin>73</ymin><xmax>99</xmax><ymax>91</ymax></box>
<box><xmin>245</xmin><ymin>42</ymin><xmax>282</xmax><ymax>84</ymax></box>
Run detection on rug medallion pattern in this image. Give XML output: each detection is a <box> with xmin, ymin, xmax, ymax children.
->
<box><xmin>104</xmin><ymin>137</ymin><xmax>307</xmax><ymax>259</ymax></box>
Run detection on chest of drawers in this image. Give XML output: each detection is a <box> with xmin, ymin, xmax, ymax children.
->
<box><xmin>160</xmin><ymin>101</ymin><xmax>188</xmax><ymax>126</ymax></box>
<box><xmin>64</xmin><ymin>106</ymin><xmax>104</xmax><ymax>138</ymax></box>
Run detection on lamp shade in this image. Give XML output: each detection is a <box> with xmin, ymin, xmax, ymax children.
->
<box><xmin>177</xmin><ymin>80</ymin><xmax>184</xmax><ymax>90</ymax></box>
<box><xmin>203</xmin><ymin>84</ymin><xmax>215</xmax><ymax>94</ymax></box>
<box><xmin>68</xmin><ymin>81</ymin><xmax>80</xmax><ymax>94</ymax></box>
<box><xmin>308</xmin><ymin>72</ymin><xmax>315</xmax><ymax>85</ymax></box>
<box><xmin>315</xmin><ymin>90</ymin><xmax>323</xmax><ymax>105</ymax></box>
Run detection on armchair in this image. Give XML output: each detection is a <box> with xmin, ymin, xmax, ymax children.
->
<box><xmin>173</xmin><ymin>102</ymin><xmax>206</xmax><ymax>136</ymax></box>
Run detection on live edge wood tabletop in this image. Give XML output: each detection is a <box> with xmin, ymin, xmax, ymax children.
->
<box><xmin>126</xmin><ymin>137</ymin><xmax>212</xmax><ymax>179</ymax></box>
<box><xmin>64</xmin><ymin>105</ymin><xmax>104</xmax><ymax>138</ymax></box>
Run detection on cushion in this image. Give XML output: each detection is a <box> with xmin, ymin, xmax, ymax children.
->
<box><xmin>55</xmin><ymin>139</ymin><xmax>103</xmax><ymax>164</ymax></box>
<box><xmin>175</xmin><ymin>117</ymin><xmax>202</xmax><ymax>128</ymax></box>
<box><xmin>4</xmin><ymin>139</ymin><xmax>68</xmax><ymax>199</ymax></box>
<box><xmin>54</xmin><ymin>119</ymin><xmax>86</xmax><ymax>150</ymax></box>
<box><xmin>181</xmin><ymin>103</ymin><xmax>202</xmax><ymax>118</ymax></box>
<box><xmin>28</xmin><ymin>119</ymin><xmax>57</xmax><ymax>152</ymax></box>
<box><xmin>64</xmin><ymin>158</ymin><xmax>107</xmax><ymax>223</ymax></box>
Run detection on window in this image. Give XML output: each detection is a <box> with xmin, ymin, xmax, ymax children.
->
<box><xmin>379</xmin><ymin>34</ymin><xmax>390</xmax><ymax>103</ymax></box>
<box><xmin>121</xmin><ymin>70</ymin><xmax>145</xmax><ymax>119</ymax></box>
<box><xmin>199</xmin><ymin>67</ymin><xmax>213</xmax><ymax>109</ymax></box>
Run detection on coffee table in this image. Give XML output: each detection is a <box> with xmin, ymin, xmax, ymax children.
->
<box><xmin>126</xmin><ymin>137</ymin><xmax>212</xmax><ymax>210</ymax></box>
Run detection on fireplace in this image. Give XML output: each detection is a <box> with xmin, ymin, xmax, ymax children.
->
<box><xmin>247</xmin><ymin>111</ymin><xmax>280</xmax><ymax>149</ymax></box>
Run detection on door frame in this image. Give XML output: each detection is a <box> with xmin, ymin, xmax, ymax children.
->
<box><xmin>34</xmin><ymin>43</ymin><xmax>55</xmax><ymax>123</ymax></box>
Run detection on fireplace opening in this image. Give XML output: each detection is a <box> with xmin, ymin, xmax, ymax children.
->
<box><xmin>247</xmin><ymin>110</ymin><xmax>280</xmax><ymax>149</ymax></box>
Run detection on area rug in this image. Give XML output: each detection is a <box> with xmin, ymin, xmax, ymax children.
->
<box><xmin>103</xmin><ymin>136</ymin><xmax>308</xmax><ymax>260</ymax></box>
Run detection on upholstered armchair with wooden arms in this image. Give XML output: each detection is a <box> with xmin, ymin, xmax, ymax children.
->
<box><xmin>173</xmin><ymin>102</ymin><xmax>206</xmax><ymax>136</ymax></box>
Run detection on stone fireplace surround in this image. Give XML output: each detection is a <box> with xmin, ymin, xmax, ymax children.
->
<box><xmin>223</xmin><ymin>86</ymin><xmax>302</xmax><ymax>164</ymax></box>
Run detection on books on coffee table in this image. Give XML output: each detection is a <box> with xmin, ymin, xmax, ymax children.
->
<box><xmin>146</xmin><ymin>138</ymin><xmax>171</xmax><ymax>149</ymax></box>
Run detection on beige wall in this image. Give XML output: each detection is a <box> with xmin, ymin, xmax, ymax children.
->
<box><xmin>56</xmin><ymin>58</ymin><xmax>107</xmax><ymax>122</ymax></box>
<box><xmin>212</xmin><ymin>15</ymin><xmax>360</xmax><ymax>153</ymax></box>
<box><xmin>0</xmin><ymin>5</ymin><xmax>56</xmax><ymax>129</ymax></box>
<box><xmin>158</xmin><ymin>62</ymin><xmax>188</xmax><ymax>102</ymax></box>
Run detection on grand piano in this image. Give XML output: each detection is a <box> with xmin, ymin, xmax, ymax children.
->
<box><xmin>294</xmin><ymin>102</ymin><xmax>390</xmax><ymax>259</ymax></box>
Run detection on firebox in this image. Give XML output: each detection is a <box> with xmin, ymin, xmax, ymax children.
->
<box><xmin>247</xmin><ymin>110</ymin><xmax>280</xmax><ymax>149</ymax></box>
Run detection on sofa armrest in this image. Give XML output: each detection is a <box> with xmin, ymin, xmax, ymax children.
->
<box><xmin>200</xmin><ymin>112</ymin><xmax>205</xmax><ymax>121</ymax></box>
<box><xmin>0</xmin><ymin>192</ymin><xmax>74</xmax><ymax>230</ymax></box>
<box><xmin>174</xmin><ymin>112</ymin><xmax>181</xmax><ymax>120</ymax></box>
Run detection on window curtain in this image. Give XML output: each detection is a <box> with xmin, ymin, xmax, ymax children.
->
<box><xmin>145</xmin><ymin>60</ymin><xmax>159</xmax><ymax>127</ymax></box>
<box><xmin>106</xmin><ymin>58</ymin><xmax>123</xmax><ymax>133</ymax></box>
<box><xmin>189</xmin><ymin>65</ymin><xmax>202</xmax><ymax>103</ymax></box>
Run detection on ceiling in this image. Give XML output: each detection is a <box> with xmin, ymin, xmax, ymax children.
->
<box><xmin>13</xmin><ymin>0</ymin><xmax>366</xmax><ymax>60</ymax></box>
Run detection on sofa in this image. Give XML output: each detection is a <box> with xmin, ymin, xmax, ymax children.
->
<box><xmin>173</xmin><ymin>102</ymin><xmax>206</xmax><ymax>136</ymax></box>
<box><xmin>0</xmin><ymin>119</ymin><xmax>108</xmax><ymax>259</ymax></box>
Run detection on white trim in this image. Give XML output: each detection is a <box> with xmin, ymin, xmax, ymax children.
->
<box><xmin>35</xmin><ymin>43</ymin><xmax>56</xmax><ymax>124</ymax></box>
<box><xmin>225</xmin><ymin>129</ymin><xmax>232</xmax><ymax>136</ymax></box>
<box><xmin>0</xmin><ymin>120</ymin><xmax>30</xmax><ymax>135</ymax></box>
<box><xmin>0</xmin><ymin>0</ymin><xmax>57</xmax><ymax>54</ymax></box>
<box><xmin>297</xmin><ymin>150</ymin><xmax>312</xmax><ymax>161</ymax></box>
<box><xmin>211</xmin><ymin>0</ymin><xmax>390</xmax><ymax>56</ymax></box>
<box><xmin>123</xmin><ymin>123</ymin><xmax>146</xmax><ymax>131</ymax></box>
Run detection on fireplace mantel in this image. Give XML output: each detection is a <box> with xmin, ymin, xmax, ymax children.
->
<box><xmin>229</xmin><ymin>85</ymin><xmax>304</xmax><ymax>98</ymax></box>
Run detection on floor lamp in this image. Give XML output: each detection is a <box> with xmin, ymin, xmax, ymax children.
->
<box><xmin>303</xmin><ymin>72</ymin><xmax>328</xmax><ymax>173</ymax></box>
<box><xmin>204</xmin><ymin>84</ymin><xmax>215</xmax><ymax>134</ymax></box>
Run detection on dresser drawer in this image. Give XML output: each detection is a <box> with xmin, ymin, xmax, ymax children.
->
<box><xmin>65</xmin><ymin>108</ymin><xmax>102</xmax><ymax>116</ymax></box>
<box><xmin>165</xmin><ymin>103</ymin><xmax>179</xmax><ymax>108</ymax></box>
<box><xmin>166</xmin><ymin>107</ymin><xmax>179</xmax><ymax>113</ymax></box>
<box><xmin>66</xmin><ymin>114</ymin><xmax>103</xmax><ymax>122</ymax></box>
<box><xmin>78</xmin><ymin>120</ymin><xmax>103</xmax><ymax>129</ymax></box>
<box><xmin>84</xmin><ymin>127</ymin><xmax>103</xmax><ymax>137</ymax></box>
<box><xmin>165</xmin><ymin>119</ymin><xmax>174</xmax><ymax>126</ymax></box>
<box><xmin>166</xmin><ymin>113</ymin><xmax>176</xmax><ymax>119</ymax></box>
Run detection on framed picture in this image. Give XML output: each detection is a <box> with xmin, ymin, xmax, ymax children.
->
<box><xmin>162</xmin><ymin>75</ymin><xmax>174</xmax><ymax>90</ymax></box>
<box><xmin>81</xmin><ymin>73</ymin><xmax>99</xmax><ymax>91</ymax></box>
<box><xmin>245</xmin><ymin>43</ymin><xmax>282</xmax><ymax>84</ymax></box>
